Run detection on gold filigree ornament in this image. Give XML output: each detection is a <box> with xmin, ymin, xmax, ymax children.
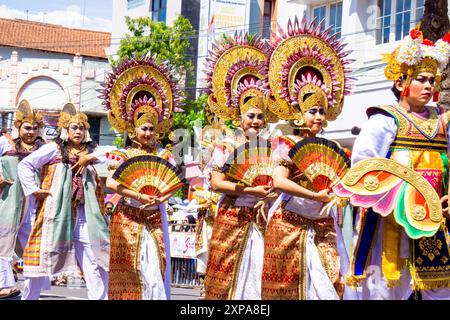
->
<box><xmin>382</xmin><ymin>28</ymin><xmax>450</xmax><ymax>100</ymax></box>
<box><xmin>412</xmin><ymin>205</ymin><xmax>427</xmax><ymax>221</ymax></box>
<box><xmin>204</xmin><ymin>31</ymin><xmax>274</xmax><ymax>124</ymax></box>
<box><xmin>268</xmin><ymin>17</ymin><xmax>353</xmax><ymax>125</ymax></box>
<box><xmin>363</xmin><ymin>175</ymin><xmax>379</xmax><ymax>191</ymax></box>
<box><xmin>14</xmin><ymin>99</ymin><xmax>44</xmax><ymax>128</ymax></box>
<box><xmin>57</xmin><ymin>103</ymin><xmax>90</xmax><ymax>129</ymax></box>
<box><xmin>101</xmin><ymin>55</ymin><xmax>182</xmax><ymax>140</ymax></box>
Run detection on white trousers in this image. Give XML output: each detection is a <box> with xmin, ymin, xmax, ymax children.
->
<box><xmin>21</xmin><ymin>219</ymin><xmax>108</xmax><ymax>300</ymax></box>
<box><xmin>234</xmin><ymin>223</ymin><xmax>264</xmax><ymax>300</ymax></box>
<box><xmin>0</xmin><ymin>214</ymin><xmax>37</xmax><ymax>289</ymax></box>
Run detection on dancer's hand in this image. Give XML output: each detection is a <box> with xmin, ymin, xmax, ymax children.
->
<box><xmin>0</xmin><ymin>176</ymin><xmax>13</xmax><ymax>190</ymax></box>
<box><xmin>246</xmin><ymin>185</ymin><xmax>272</xmax><ymax>198</ymax></box>
<box><xmin>313</xmin><ymin>189</ymin><xmax>332</xmax><ymax>203</ymax></box>
<box><xmin>71</xmin><ymin>154</ymin><xmax>95</xmax><ymax>176</ymax></box>
<box><xmin>33</xmin><ymin>189</ymin><xmax>52</xmax><ymax>201</ymax></box>
<box><xmin>138</xmin><ymin>194</ymin><xmax>161</xmax><ymax>210</ymax></box>
<box><xmin>255</xmin><ymin>200</ymin><xmax>268</xmax><ymax>223</ymax></box>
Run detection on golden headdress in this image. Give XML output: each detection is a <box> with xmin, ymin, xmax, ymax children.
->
<box><xmin>57</xmin><ymin>103</ymin><xmax>90</xmax><ymax>129</ymax></box>
<box><xmin>57</xmin><ymin>103</ymin><xmax>92</xmax><ymax>142</ymax></box>
<box><xmin>204</xmin><ymin>32</ymin><xmax>277</xmax><ymax>123</ymax></box>
<box><xmin>267</xmin><ymin>17</ymin><xmax>353</xmax><ymax>126</ymax></box>
<box><xmin>100</xmin><ymin>55</ymin><xmax>182</xmax><ymax>140</ymax></box>
<box><xmin>382</xmin><ymin>28</ymin><xmax>450</xmax><ymax>99</ymax></box>
<box><xmin>11</xmin><ymin>99</ymin><xmax>44</xmax><ymax>140</ymax></box>
<box><xmin>14</xmin><ymin>100</ymin><xmax>44</xmax><ymax>129</ymax></box>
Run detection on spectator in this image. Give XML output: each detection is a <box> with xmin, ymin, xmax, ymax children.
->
<box><xmin>105</xmin><ymin>201</ymin><xmax>114</xmax><ymax>224</ymax></box>
<box><xmin>183</xmin><ymin>215</ymin><xmax>196</xmax><ymax>232</ymax></box>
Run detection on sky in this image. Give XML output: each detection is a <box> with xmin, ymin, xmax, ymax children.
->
<box><xmin>0</xmin><ymin>0</ymin><xmax>113</xmax><ymax>32</ymax></box>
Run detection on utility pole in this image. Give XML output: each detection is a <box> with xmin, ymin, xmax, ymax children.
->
<box><xmin>420</xmin><ymin>0</ymin><xmax>450</xmax><ymax>109</ymax></box>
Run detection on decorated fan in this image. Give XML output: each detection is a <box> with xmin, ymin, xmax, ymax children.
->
<box><xmin>333</xmin><ymin>158</ymin><xmax>443</xmax><ymax>239</ymax></box>
<box><xmin>222</xmin><ymin>137</ymin><xmax>273</xmax><ymax>187</ymax></box>
<box><xmin>288</xmin><ymin>137</ymin><xmax>351</xmax><ymax>192</ymax></box>
<box><xmin>112</xmin><ymin>155</ymin><xmax>184</xmax><ymax>197</ymax></box>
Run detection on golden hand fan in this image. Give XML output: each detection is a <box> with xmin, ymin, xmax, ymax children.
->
<box><xmin>112</xmin><ymin>155</ymin><xmax>184</xmax><ymax>197</ymax></box>
<box><xmin>222</xmin><ymin>137</ymin><xmax>273</xmax><ymax>187</ymax></box>
<box><xmin>288</xmin><ymin>137</ymin><xmax>351</xmax><ymax>192</ymax></box>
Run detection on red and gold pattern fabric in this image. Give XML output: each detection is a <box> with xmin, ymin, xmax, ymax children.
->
<box><xmin>108</xmin><ymin>204</ymin><xmax>165</xmax><ymax>300</ymax></box>
<box><xmin>108</xmin><ymin>146</ymin><xmax>175</xmax><ymax>299</ymax></box>
<box><xmin>261</xmin><ymin>204</ymin><xmax>344</xmax><ymax>300</ymax></box>
<box><xmin>204</xmin><ymin>195</ymin><xmax>265</xmax><ymax>299</ymax></box>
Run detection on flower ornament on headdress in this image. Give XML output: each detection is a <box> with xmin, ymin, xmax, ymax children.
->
<box><xmin>267</xmin><ymin>17</ymin><xmax>353</xmax><ymax>126</ymax></box>
<box><xmin>11</xmin><ymin>99</ymin><xmax>44</xmax><ymax>140</ymax></box>
<box><xmin>204</xmin><ymin>32</ymin><xmax>277</xmax><ymax>123</ymax></box>
<box><xmin>382</xmin><ymin>28</ymin><xmax>450</xmax><ymax>100</ymax></box>
<box><xmin>57</xmin><ymin>103</ymin><xmax>92</xmax><ymax>142</ymax></box>
<box><xmin>100</xmin><ymin>54</ymin><xmax>182</xmax><ymax>140</ymax></box>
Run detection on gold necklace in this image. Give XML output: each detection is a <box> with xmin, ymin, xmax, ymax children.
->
<box><xmin>20</xmin><ymin>141</ymin><xmax>35</xmax><ymax>152</ymax></box>
<box><xmin>68</xmin><ymin>144</ymin><xmax>87</xmax><ymax>157</ymax></box>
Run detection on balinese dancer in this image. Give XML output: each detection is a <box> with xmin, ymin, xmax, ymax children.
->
<box><xmin>18</xmin><ymin>103</ymin><xmax>111</xmax><ymax>300</ymax></box>
<box><xmin>261</xmin><ymin>17</ymin><xmax>353</xmax><ymax>300</ymax></box>
<box><xmin>347</xmin><ymin>29</ymin><xmax>450</xmax><ymax>300</ymax></box>
<box><xmin>203</xmin><ymin>32</ymin><xmax>279</xmax><ymax>300</ymax></box>
<box><xmin>0</xmin><ymin>100</ymin><xmax>46</xmax><ymax>299</ymax></box>
<box><xmin>102</xmin><ymin>56</ymin><xmax>183</xmax><ymax>300</ymax></box>
<box><xmin>193</xmin><ymin>124</ymin><xmax>230</xmax><ymax>298</ymax></box>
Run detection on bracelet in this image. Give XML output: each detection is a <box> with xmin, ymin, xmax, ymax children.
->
<box><xmin>310</xmin><ymin>193</ymin><xmax>316</xmax><ymax>200</ymax></box>
<box><xmin>136</xmin><ymin>193</ymin><xmax>142</xmax><ymax>201</ymax></box>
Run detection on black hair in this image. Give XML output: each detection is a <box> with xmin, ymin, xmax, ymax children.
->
<box><xmin>391</xmin><ymin>75</ymin><xmax>407</xmax><ymax>101</ymax></box>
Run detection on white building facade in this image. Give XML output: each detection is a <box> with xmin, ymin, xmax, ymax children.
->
<box><xmin>196</xmin><ymin>0</ymin><xmax>442</xmax><ymax>148</ymax></box>
<box><xmin>0</xmin><ymin>19</ymin><xmax>114</xmax><ymax>146</ymax></box>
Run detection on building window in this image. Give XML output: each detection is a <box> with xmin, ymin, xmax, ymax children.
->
<box><xmin>313</xmin><ymin>5</ymin><xmax>326</xmax><ymax>29</ymax></box>
<box><xmin>395</xmin><ymin>0</ymin><xmax>412</xmax><ymax>41</ymax></box>
<box><xmin>376</xmin><ymin>0</ymin><xmax>426</xmax><ymax>45</ymax></box>
<box><xmin>127</xmin><ymin>0</ymin><xmax>145</xmax><ymax>10</ymax></box>
<box><xmin>376</xmin><ymin>0</ymin><xmax>392</xmax><ymax>44</ymax></box>
<box><xmin>312</xmin><ymin>2</ymin><xmax>343</xmax><ymax>38</ymax></box>
<box><xmin>262</xmin><ymin>0</ymin><xmax>273</xmax><ymax>39</ymax></box>
<box><xmin>415</xmin><ymin>0</ymin><xmax>424</xmax><ymax>22</ymax></box>
<box><xmin>151</xmin><ymin>0</ymin><xmax>167</xmax><ymax>23</ymax></box>
<box><xmin>329</xmin><ymin>2</ymin><xmax>343</xmax><ymax>38</ymax></box>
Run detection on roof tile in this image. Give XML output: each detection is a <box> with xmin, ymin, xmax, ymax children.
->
<box><xmin>0</xmin><ymin>18</ymin><xmax>111</xmax><ymax>59</ymax></box>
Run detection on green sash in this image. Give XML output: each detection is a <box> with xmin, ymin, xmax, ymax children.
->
<box><xmin>0</xmin><ymin>156</ymin><xmax>23</xmax><ymax>257</ymax></box>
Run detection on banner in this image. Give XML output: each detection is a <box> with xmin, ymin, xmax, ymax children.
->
<box><xmin>169</xmin><ymin>231</ymin><xmax>197</xmax><ymax>258</ymax></box>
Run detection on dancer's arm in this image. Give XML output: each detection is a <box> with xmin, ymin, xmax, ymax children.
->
<box><xmin>18</xmin><ymin>142</ymin><xmax>59</xmax><ymax>198</ymax></box>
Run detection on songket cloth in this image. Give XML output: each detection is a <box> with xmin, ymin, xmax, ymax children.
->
<box><xmin>204</xmin><ymin>139</ymin><xmax>266</xmax><ymax>300</ymax></box>
<box><xmin>349</xmin><ymin>105</ymin><xmax>450</xmax><ymax>300</ymax></box>
<box><xmin>261</xmin><ymin>136</ymin><xmax>348</xmax><ymax>300</ymax></box>
<box><xmin>107</xmin><ymin>147</ymin><xmax>175</xmax><ymax>300</ymax></box>
<box><xmin>18</xmin><ymin>143</ymin><xmax>112</xmax><ymax>300</ymax></box>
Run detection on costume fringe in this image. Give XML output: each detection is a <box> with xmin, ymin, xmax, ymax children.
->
<box><xmin>412</xmin><ymin>279</ymin><xmax>450</xmax><ymax>291</ymax></box>
<box><xmin>345</xmin><ymin>274</ymin><xmax>366</xmax><ymax>289</ymax></box>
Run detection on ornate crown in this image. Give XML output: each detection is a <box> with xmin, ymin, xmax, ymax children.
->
<box><xmin>57</xmin><ymin>103</ymin><xmax>89</xmax><ymax>129</ymax></box>
<box><xmin>267</xmin><ymin>17</ymin><xmax>353</xmax><ymax>126</ymax></box>
<box><xmin>382</xmin><ymin>28</ymin><xmax>450</xmax><ymax>98</ymax></box>
<box><xmin>14</xmin><ymin>100</ymin><xmax>44</xmax><ymax>128</ymax></box>
<box><xmin>204</xmin><ymin>32</ymin><xmax>277</xmax><ymax>122</ymax></box>
<box><xmin>100</xmin><ymin>54</ymin><xmax>182</xmax><ymax>139</ymax></box>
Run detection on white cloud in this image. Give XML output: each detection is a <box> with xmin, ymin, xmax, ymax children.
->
<box><xmin>0</xmin><ymin>4</ymin><xmax>112</xmax><ymax>32</ymax></box>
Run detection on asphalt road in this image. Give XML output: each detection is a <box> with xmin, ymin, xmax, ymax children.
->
<box><xmin>5</xmin><ymin>275</ymin><xmax>201</xmax><ymax>300</ymax></box>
